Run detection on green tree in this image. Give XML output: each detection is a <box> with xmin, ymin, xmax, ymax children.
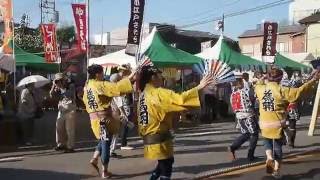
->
<box><xmin>14</xmin><ymin>14</ymin><xmax>43</xmax><ymax>53</ymax></box>
<box><xmin>56</xmin><ymin>25</ymin><xmax>76</xmax><ymax>48</ymax></box>
<box><xmin>14</xmin><ymin>14</ymin><xmax>76</xmax><ymax>54</ymax></box>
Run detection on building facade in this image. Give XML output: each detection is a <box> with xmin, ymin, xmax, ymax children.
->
<box><xmin>90</xmin><ymin>23</ymin><xmax>239</xmax><ymax>56</ymax></box>
<box><xmin>289</xmin><ymin>0</ymin><xmax>320</xmax><ymax>24</ymax></box>
<box><xmin>300</xmin><ymin>13</ymin><xmax>320</xmax><ymax>57</ymax></box>
<box><xmin>238</xmin><ymin>24</ymin><xmax>306</xmax><ymax>57</ymax></box>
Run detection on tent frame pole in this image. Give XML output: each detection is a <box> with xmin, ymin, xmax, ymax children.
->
<box><xmin>12</xmin><ymin>0</ymin><xmax>16</xmax><ymax>105</ymax></box>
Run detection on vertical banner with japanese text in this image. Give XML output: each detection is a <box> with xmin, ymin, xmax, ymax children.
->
<box><xmin>262</xmin><ymin>22</ymin><xmax>278</xmax><ymax>64</ymax></box>
<box><xmin>40</xmin><ymin>24</ymin><xmax>58</xmax><ymax>63</ymax></box>
<box><xmin>72</xmin><ymin>3</ymin><xmax>87</xmax><ymax>52</ymax></box>
<box><xmin>125</xmin><ymin>0</ymin><xmax>145</xmax><ymax>55</ymax></box>
<box><xmin>0</xmin><ymin>0</ymin><xmax>13</xmax><ymax>54</ymax></box>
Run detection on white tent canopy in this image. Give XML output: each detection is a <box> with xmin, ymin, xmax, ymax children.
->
<box><xmin>88</xmin><ymin>49</ymin><xmax>137</xmax><ymax>68</ymax></box>
<box><xmin>196</xmin><ymin>35</ymin><xmax>222</xmax><ymax>59</ymax></box>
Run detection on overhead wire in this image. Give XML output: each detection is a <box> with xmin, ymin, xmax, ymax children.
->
<box><xmin>17</xmin><ymin>0</ymin><xmax>293</xmax><ymax>55</ymax></box>
<box><xmin>166</xmin><ymin>0</ymin><xmax>242</xmax><ymax>24</ymax></box>
<box><xmin>178</xmin><ymin>0</ymin><xmax>293</xmax><ymax>29</ymax></box>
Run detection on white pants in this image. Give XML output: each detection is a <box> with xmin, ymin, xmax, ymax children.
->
<box><xmin>56</xmin><ymin>110</ymin><xmax>76</xmax><ymax>149</ymax></box>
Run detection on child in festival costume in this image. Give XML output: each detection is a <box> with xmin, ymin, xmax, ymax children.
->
<box><xmin>137</xmin><ymin>65</ymin><xmax>214</xmax><ymax>180</ymax></box>
<box><xmin>255</xmin><ymin>66</ymin><xmax>319</xmax><ymax>179</ymax></box>
<box><xmin>82</xmin><ymin>64</ymin><xmax>135</xmax><ymax>179</ymax></box>
<box><xmin>228</xmin><ymin>74</ymin><xmax>259</xmax><ymax>161</ymax></box>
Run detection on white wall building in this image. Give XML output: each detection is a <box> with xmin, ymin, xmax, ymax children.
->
<box><xmin>289</xmin><ymin>0</ymin><xmax>320</xmax><ymax>24</ymax></box>
<box><xmin>90</xmin><ymin>24</ymin><xmax>151</xmax><ymax>46</ymax></box>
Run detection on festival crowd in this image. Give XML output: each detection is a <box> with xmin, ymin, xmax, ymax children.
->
<box><xmin>4</xmin><ymin>63</ymin><xmax>320</xmax><ymax>179</ymax></box>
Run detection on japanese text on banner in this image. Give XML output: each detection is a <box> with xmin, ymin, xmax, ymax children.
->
<box><xmin>72</xmin><ymin>3</ymin><xmax>87</xmax><ymax>52</ymax></box>
<box><xmin>40</xmin><ymin>24</ymin><xmax>58</xmax><ymax>63</ymax></box>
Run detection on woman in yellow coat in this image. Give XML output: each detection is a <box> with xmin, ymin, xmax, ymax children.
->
<box><xmin>83</xmin><ymin>64</ymin><xmax>135</xmax><ymax>178</ymax></box>
<box><xmin>137</xmin><ymin>66</ymin><xmax>213</xmax><ymax>180</ymax></box>
<box><xmin>255</xmin><ymin>66</ymin><xmax>319</xmax><ymax>178</ymax></box>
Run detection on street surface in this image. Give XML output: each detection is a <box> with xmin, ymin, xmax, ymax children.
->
<box><xmin>0</xmin><ymin>116</ymin><xmax>319</xmax><ymax>180</ymax></box>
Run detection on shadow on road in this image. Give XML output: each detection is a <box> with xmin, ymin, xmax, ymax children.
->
<box><xmin>280</xmin><ymin>168</ymin><xmax>320</xmax><ymax>180</ymax></box>
<box><xmin>294</xmin><ymin>143</ymin><xmax>320</xmax><ymax>149</ymax></box>
<box><xmin>174</xmin><ymin>157</ymin><xmax>264</xmax><ymax>175</ymax></box>
<box><xmin>0</xmin><ymin>167</ymin><xmax>92</xmax><ymax>180</ymax></box>
<box><xmin>110</xmin><ymin>171</ymin><xmax>152</xmax><ymax>179</ymax></box>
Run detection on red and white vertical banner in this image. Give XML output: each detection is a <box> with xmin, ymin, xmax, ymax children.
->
<box><xmin>125</xmin><ymin>0</ymin><xmax>145</xmax><ymax>56</ymax></box>
<box><xmin>40</xmin><ymin>24</ymin><xmax>58</xmax><ymax>63</ymax></box>
<box><xmin>0</xmin><ymin>0</ymin><xmax>13</xmax><ymax>54</ymax></box>
<box><xmin>262</xmin><ymin>22</ymin><xmax>278</xmax><ymax>64</ymax></box>
<box><xmin>72</xmin><ymin>3</ymin><xmax>87</xmax><ymax>52</ymax></box>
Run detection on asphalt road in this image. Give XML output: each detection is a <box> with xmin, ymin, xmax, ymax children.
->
<box><xmin>211</xmin><ymin>151</ymin><xmax>320</xmax><ymax>180</ymax></box>
<box><xmin>0</xmin><ymin>116</ymin><xmax>319</xmax><ymax>180</ymax></box>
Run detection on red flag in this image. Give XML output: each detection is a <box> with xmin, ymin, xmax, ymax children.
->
<box><xmin>72</xmin><ymin>3</ymin><xmax>87</xmax><ymax>52</ymax></box>
<box><xmin>40</xmin><ymin>24</ymin><xmax>58</xmax><ymax>63</ymax></box>
<box><xmin>0</xmin><ymin>0</ymin><xmax>13</xmax><ymax>54</ymax></box>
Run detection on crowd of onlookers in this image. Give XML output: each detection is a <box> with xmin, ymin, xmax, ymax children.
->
<box><xmin>0</xmin><ymin>66</ymin><xmax>316</xmax><ymax>149</ymax></box>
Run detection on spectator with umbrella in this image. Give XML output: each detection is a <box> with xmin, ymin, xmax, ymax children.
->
<box><xmin>16</xmin><ymin>75</ymin><xmax>50</xmax><ymax>145</ymax></box>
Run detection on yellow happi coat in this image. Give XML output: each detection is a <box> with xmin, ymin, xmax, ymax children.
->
<box><xmin>138</xmin><ymin>84</ymin><xmax>200</xmax><ymax>160</ymax></box>
<box><xmin>83</xmin><ymin>78</ymin><xmax>133</xmax><ymax>139</ymax></box>
<box><xmin>255</xmin><ymin>80</ymin><xmax>316</xmax><ymax>139</ymax></box>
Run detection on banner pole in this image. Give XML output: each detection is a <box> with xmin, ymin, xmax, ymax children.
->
<box><xmin>308</xmin><ymin>82</ymin><xmax>320</xmax><ymax>136</ymax></box>
<box><xmin>86</xmin><ymin>0</ymin><xmax>90</xmax><ymax>78</ymax></box>
<box><xmin>11</xmin><ymin>0</ymin><xmax>16</xmax><ymax>104</ymax></box>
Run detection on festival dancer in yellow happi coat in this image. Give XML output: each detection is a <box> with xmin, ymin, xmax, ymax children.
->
<box><xmin>137</xmin><ymin>66</ymin><xmax>214</xmax><ymax>180</ymax></box>
<box><xmin>83</xmin><ymin>64</ymin><xmax>135</xmax><ymax>179</ymax></box>
<box><xmin>255</xmin><ymin>66</ymin><xmax>319</xmax><ymax>178</ymax></box>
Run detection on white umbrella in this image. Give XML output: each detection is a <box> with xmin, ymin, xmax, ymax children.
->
<box><xmin>17</xmin><ymin>75</ymin><xmax>50</xmax><ymax>90</ymax></box>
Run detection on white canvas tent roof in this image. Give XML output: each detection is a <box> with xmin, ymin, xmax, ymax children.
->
<box><xmin>196</xmin><ymin>35</ymin><xmax>222</xmax><ymax>60</ymax></box>
<box><xmin>88</xmin><ymin>49</ymin><xmax>137</xmax><ymax>68</ymax></box>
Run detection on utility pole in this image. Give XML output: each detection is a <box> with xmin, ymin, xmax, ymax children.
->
<box><xmin>101</xmin><ymin>16</ymin><xmax>104</xmax><ymax>45</ymax></box>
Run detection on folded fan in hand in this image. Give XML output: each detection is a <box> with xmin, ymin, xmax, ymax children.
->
<box><xmin>200</xmin><ymin>59</ymin><xmax>236</xmax><ymax>84</ymax></box>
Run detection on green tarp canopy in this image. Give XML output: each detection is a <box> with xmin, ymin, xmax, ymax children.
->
<box><xmin>140</xmin><ymin>28</ymin><xmax>202</xmax><ymax>67</ymax></box>
<box><xmin>219</xmin><ymin>39</ymin><xmax>265</xmax><ymax>66</ymax></box>
<box><xmin>10</xmin><ymin>40</ymin><xmax>59</xmax><ymax>72</ymax></box>
<box><xmin>274</xmin><ymin>53</ymin><xmax>310</xmax><ymax>70</ymax></box>
<box><xmin>196</xmin><ymin>36</ymin><xmax>265</xmax><ymax>67</ymax></box>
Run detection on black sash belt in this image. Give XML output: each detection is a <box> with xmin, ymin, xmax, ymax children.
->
<box><xmin>143</xmin><ymin>132</ymin><xmax>173</xmax><ymax>145</ymax></box>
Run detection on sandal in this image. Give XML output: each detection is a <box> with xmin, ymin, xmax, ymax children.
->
<box><xmin>266</xmin><ymin>159</ymin><xmax>275</xmax><ymax>174</ymax></box>
<box><xmin>89</xmin><ymin>159</ymin><xmax>100</xmax><ymax>176</ymax></box>
<box><xmin>102</xmin><ymin>170</ymin><xmax>112</xmax><ymax>179</ymax></box>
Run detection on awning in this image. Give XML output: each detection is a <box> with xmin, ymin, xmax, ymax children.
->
<box><xmin>140</xmin><ymin>27</ymin><xmax>202</xmax><ymax>67</ymax></box>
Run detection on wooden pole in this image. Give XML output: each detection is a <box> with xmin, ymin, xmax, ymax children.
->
<box><xmin>86</xmin><ymin>0</ymin><xmax>90</xmax><ymax>78</ymax></box>
<box><xmin>308</xmin><ymin>82</ymin><xmax>320</xmax><ymax>136</ymax></box>
<box><xmin>12</xmin><ymin>0</ymin><xmax>16</xmax><ymax>104</ymax></box>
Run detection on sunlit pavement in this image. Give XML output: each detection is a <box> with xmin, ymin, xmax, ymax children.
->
<box><xmin>0</xmin><ymin>116</ymin><xmax>319</xmax><ymax>180</ymax></box>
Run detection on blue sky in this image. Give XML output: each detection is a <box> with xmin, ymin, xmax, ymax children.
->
<box><xmin>13</xmin><ymin>0</ymin><xmax>290</xmax><ymax>39</ymax></box>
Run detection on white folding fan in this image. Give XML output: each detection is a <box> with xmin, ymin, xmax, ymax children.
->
<box><xmin>203</xmin><ymin>59</ymin><xmax>236</xmax><ymax>84</ymax></box>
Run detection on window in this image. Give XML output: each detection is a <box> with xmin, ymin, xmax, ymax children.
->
<box><xmin>276</xmin><ymin>42</ymin><xmax>289</xmax><ymax>53</ymax></box>
<box><xmin>242</xmin><ymin>45</ymin><xmax>254</xmax><ymax>56</ymax></box>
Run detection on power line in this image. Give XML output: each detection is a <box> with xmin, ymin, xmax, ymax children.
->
<box><xmin>150</xmin><ymin>0</ymin><xmax>292</xmax><ymax>33</ymax></box>
<box><xmin>165</xmin><ymin>0</ymin><xmax>242</xmax><ymax>25</ymax></box>
<box><xmin>108</xmin><ymin>0</ymin><xmax>292</xmax><ymax>40</ymax></box>
<box><xmin>177</xmin><ymin>0</ymin><xmax>292</xmax><ymax>29</ymax></box>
